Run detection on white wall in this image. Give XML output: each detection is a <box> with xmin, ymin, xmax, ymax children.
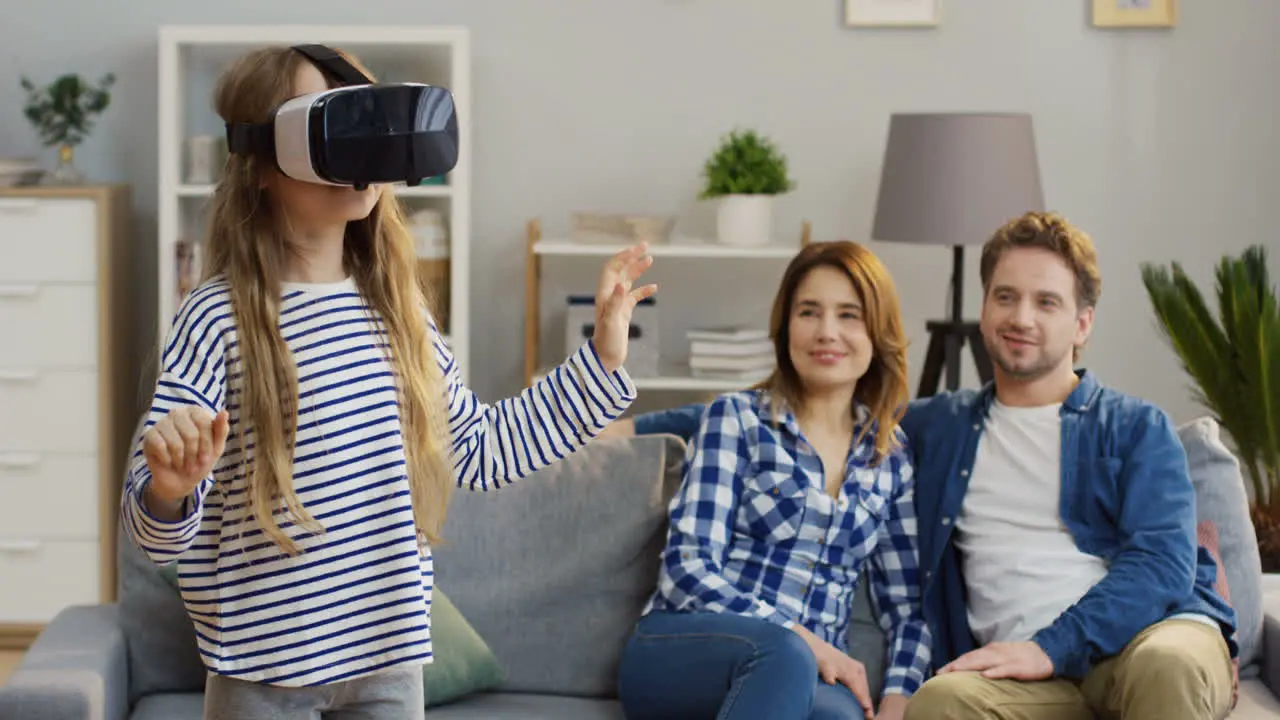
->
<box><xmin>1</xmin><ymin>0</ymin><xmax>1276</xmax><ymax>423</ymax></box>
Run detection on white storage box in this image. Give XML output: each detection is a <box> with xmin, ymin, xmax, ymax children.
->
<box><xmin>564</xmin><ymin>294</ymin><xmax>659</xmax><ymax>377</ymax></box>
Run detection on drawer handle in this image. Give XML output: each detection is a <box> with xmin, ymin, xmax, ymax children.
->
<box><xmin>0</xmin><ymin>199</ymin><xmax>39</xmax><ymax>213</ymax></box>
<box><xmin>0</xmin><ymin>540</ymin><xmax>40</xmax><ymax>553</ymax></box>
<box><xmin>0</xmin><ymin>369</ymin><xmax>38</xmax><ymax>382</ymax></box>
<box><xmin>0</xmin><ymin>453</ymin><xmax>40</xmax><ymax>468</ymax></box>
<box><xmin>0</xmin><ymin>284</ymin><xmax>38</xmax><ymax>299</ymax></box>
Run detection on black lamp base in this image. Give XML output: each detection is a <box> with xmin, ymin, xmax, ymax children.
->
<box><xmin>916</xmin><ymin>245</ymin><xmax>995</xmax><ymax>398</ymax></box>
<box><xmin>917</xmin><ymin>320</ymin><xmax>994</xmax><ymax>397</ymax></box>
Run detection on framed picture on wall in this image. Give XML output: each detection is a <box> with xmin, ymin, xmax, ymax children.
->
<box><xmin>845</xmin><ymin>0</ymin><xmax>940</xmax><ymax>28</ymax></box>
<box><xmin>1091</xmin><ymin>0</ymin><xmax>1177</xmax><ymax>28</ymax></box>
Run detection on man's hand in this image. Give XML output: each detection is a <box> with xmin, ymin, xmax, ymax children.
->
<box><xmin>791</xmin><ymin>625</ymin><xmax>875</xmax><ymax>719</ymax></box>
<box><xmin>937</xmin><ymin>641</ymin><xmax>1054</xmax><ymax>681</ymax></box>
<box><xmin>876</xmin><ymin>692</ymin><xmax>908</xmax><ymax>720</ymax></box>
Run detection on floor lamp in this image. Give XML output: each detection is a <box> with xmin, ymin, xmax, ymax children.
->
<box><xmin>870</xmin><ymin>112</ymin><xmax>1045</xmax><ymax>398</ymax></box>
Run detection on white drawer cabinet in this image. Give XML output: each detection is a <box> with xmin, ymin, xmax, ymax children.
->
<box><xmin>0</xmin><ymin>185</ymin><xmax>145</xmax><ymax>648</ymax></box>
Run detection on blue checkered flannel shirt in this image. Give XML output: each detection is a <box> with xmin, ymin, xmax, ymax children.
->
<box><xmin>643</xmin><ymin>390</ymin><xmax>932</xmax><ymax>697</ymax></box>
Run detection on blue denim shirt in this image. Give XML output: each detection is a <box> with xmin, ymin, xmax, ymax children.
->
<box><xmin>899</xmin><ymin>370</ymin><xmax>1238</xmax><ymax>678</ymax></box>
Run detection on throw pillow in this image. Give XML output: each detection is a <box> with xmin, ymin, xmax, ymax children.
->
<box><xmin>1178</xmin><ymin>416</ymin><xmax>1265</xmax><ymax>672</ymax></box>
<box><xmin>422</xmin><ymin>588</ymin><xmax>507</xmax><ymax>706</ymax></box>
<box><xmin>429</xmin><ymin>434</ymin><xmax>689</xmax><ymax>698</ymax></box>
<box><xmin>156</xmin><ymin>565</ymin><xmax>504</xmax><ymax>707</ymax></box>
<box><xmin>1197</xmin><ymin>520</ymin><xmax>1240</xmax><ymax>710</ymax></box>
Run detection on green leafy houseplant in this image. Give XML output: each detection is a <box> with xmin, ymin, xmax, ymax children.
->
<box><xmin>1141</xmin><ymin>245</ymin><xmax>1280</xmax><ymax>569</ymax></box>
<box><xmin>699</xmin><ymin>128</ymin><xmax>795</xmax><ymax>199</ymax></box>
<box><xmin>21</xmin><ymin>72</ymin><xmax>116</xmax><ymax>147</ymax></box>
<box><xmin>20</xmin><ymin>72</ymin><xmax>116</xmax><ymax>183</ymax></box>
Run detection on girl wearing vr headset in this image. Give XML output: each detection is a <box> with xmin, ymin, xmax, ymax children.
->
<box><xmin>119</xmin><ymin>46</ymin><xmax>656</xmax><ymax>719</ymax></box>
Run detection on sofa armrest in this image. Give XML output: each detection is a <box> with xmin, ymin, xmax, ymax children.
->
<box><xmin>0</xmin><ymin>605</ymin><xmax>129</xmax><ymax>720</ymax></box>
<box><xmin>1264</xmin><ymin>604</ymin><xmax>1280</xmax><ymax>700</ymax></box>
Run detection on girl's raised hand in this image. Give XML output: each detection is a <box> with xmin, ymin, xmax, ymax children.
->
<box><xmin>592</xmin><ymin>242</ymin><xmax>657</xmax><ymax>373</ymax></box>
<box><xmin>142</xmin><ymin>406</ymin><xmax>230</xmax><ymax>508</ymax></box>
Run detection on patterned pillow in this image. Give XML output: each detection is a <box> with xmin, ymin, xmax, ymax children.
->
<box><xmin>1197</xmin><ymin>520</ymin><xmax>1240</xmax><ymax>710</ymax></box>
<box><xmin>1178</xmin><ymin>417</ymin><xmax>1264</xmax><ymax>671</ymax></box>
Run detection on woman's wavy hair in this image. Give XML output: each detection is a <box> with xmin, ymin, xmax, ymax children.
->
<box><xmin>755</xmin><ymin>240</ymin><xmax>910</xmax><ymax>463</ymax></box>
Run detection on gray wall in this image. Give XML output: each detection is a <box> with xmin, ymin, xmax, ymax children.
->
<box><xmin>1</xmin><ymin>0</ymin><xmax>1276</xmax><ymax>423</ymax></box>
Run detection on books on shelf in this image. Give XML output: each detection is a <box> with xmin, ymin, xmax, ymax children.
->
<box><xmin>686</xmin><ymin>326</ymin><xmax>775</xmax><ymax>381</ymax></box>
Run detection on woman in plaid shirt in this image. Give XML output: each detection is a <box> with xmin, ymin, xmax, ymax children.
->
<box><xmin>616</xmin><ymin>241</ymin><xmax>931</xmax><ymax>720</ymax></box>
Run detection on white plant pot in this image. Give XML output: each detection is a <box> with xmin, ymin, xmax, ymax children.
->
<box><xmin>715</xmin><ymin>194</ymin><xmax>774</xmax><ymax>247</ymax></box>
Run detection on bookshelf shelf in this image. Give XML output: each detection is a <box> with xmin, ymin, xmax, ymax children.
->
<box><xmin>522</xmin><ymin>217</ymin><xmax>811</xmax><ymax>394</ymax></box>
<box><xmin>532</xmin><ymin>238</ymin><xmax>799</xmax><ymax>259</ymax></box>
<box><xmin>533</xmin><ymin>366</ymin><xmax>770</xmax><ymax>392</ymax></box>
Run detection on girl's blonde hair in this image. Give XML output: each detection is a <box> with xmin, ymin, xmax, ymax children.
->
<box><xmin>754</xmin><ymin>240</ymin><xmax>910</xmax><ymax>464</ymax></box>
<box><xmin>206</xmin><ymin>46</ymin><xmax>453</xmax><ymax>555</ymax></box>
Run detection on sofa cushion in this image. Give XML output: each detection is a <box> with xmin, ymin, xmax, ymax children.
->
<box><xmin>847</xmin><ymin>578</ymin><xmax>887</xmax><ymax>703</ymax></box>
<box><xmin>128</xmin><ymin>692</ymin><xmax>203</xmax><ymax>720</ymax></box>
<box><xmin>1234</xmin><ymin>680</ymin><xmax>1280</xmax><ymax>719</ymax></box>
<box><xmin>423</xmin><ymin>693</ymin><xmax>624</xmax><ymax>719</ymax></box>
<box><xmin>432</xmin><ymin>434</ymin><xmax>687</xmax><ymax>699</ymax></box>
<box><xmin>126</xmin><ymin>691</ymin><xmax>627</xmax><ymax>720</ymax></box>
<box><xmin>1179</xmin><ymin>417</ymin><xmax>1265</xmax><ymax>671</ymax></box>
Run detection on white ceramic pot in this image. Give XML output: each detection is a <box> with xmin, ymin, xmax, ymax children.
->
<box><xmin>715</xmin><ymin>194</ymin><xmax>774</xmax><ymax>247</ymax></box>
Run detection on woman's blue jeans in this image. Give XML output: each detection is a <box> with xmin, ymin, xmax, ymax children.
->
<box><xmin>617</xmin><ymin>610</ymin><xmax>864</xmax><ymax>719</ymax></box>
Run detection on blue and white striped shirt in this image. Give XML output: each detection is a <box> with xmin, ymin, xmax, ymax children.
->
<box><xmin>121</xmin><ymin>276</ymin><xmax>635</xmax><ymax>687</ymax></box>
<box><xmin>643</xmin><ymin>390</ymin><xmax>932</xmax><ymax>697</ymax></box>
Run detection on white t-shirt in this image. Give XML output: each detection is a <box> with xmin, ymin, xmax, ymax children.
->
<box><xmin>954</xmin><ymin>400</ymin><xmax>1109</xmax><ymax>645</ymax></box>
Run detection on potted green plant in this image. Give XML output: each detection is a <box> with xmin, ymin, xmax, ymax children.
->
<box><xmin>699</xmin><ymin>128</ymin><xmax>795</xmax><ymax>247</ymax></box>
<box><xmin>1141</xmin><ymin>245</ymin><xmax>1280</xmax><ymax>571</ymax></box>
<box><xmin>20</xmin><ymin>72</ymin><xmax>116</xmax><ymax>184</ymax></box>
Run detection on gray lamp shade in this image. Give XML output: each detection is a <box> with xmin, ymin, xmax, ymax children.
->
<box><xmin>871</xmin><ymin>113</ymin><xmax>1045</xmax><ymax>247</ymax></box>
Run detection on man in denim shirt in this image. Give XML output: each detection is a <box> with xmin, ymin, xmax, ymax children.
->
<box><xmin>611</xmin><ymin>211</ymin><xmax>1237</xmax><ymax>718</ymax></box>
<box><xmin>896</xmin><ymin>211</ymin><xmax>1236</xmax><ymax>719</ymax></box>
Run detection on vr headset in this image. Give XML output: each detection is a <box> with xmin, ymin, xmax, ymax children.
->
<box><xmin>226</xmin><ymin>44</ymin><xmax>459</xmax><ymax>190</ymax></box>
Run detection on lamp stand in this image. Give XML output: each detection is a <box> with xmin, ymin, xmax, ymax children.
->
<box><xmin>916</xmin><ymin>245</ymin><xmax>995</xmax><ymax>397</ymax></box>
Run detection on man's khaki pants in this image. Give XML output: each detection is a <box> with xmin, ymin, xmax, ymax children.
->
<box><xmin>905</xmin><ymin>619</ymin><xmax>1235</xmax><ymax>720</ymax></box>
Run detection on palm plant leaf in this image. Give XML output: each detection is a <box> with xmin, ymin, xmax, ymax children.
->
<box><xmin>1216</xmin><ymin>255</ymin><xmax>1270</xmax><ymax>503</ymax></box>
<box><xmin>1141</xmin><ymin>263</ymin><xmax>1233</xmax><ymax>419</ymax></box>
<box><xmin>1141</xmin><ymin>246</ymin><xmax>1280</xmax><ymax>507</ymax></box>
<box><xmin>1229</xmin><ymin>247</ymin><xmax>1280</xmax><ymax>505</ymax></box>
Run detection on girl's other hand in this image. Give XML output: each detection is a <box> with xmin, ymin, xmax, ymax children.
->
<box><xmin>142</xmin><ymin>406</ymin><xmax>229</xmax><ymax>518</ymax></box>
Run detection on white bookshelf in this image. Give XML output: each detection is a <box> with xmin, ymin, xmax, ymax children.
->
<box><xmin>522</xmin><ymin>219</ymin><xmax>811</xmax><ymax>393</ymax></box>
<box><xmin>157</xmin><ymin>24</ymin><xmax>472</xmax><ymax>381</ymax></box>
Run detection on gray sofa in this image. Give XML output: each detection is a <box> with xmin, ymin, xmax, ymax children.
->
<box><xmin>2</xmin><ymin>427</ymin><xmax>1279</xmax><ymax>719</ymax></box>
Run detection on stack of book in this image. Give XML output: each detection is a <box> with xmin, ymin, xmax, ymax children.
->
<box><xmin>686</xmin><ymin>327</ymin><xmax>775</xmax><ymax>381</ymax></box>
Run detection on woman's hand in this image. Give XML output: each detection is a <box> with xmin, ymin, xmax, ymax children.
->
<box><xmin>791</xmin><ymin>624</ymin><xmax>875</xmax><ymax>719</ymax></box>
<box><xmin>591</xmin><ymin>242</ymin><xmax>657</xmax><ymax>373</ymax></box>
<box><xmin>142</xmin><ymin>406</ymin><xmax>229</xmax><ymax>519</ymax></box>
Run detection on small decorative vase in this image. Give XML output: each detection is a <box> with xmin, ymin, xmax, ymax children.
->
<box><xmin>715</xmin><ymin>194</ymin><xmax>774</xmax><ymax>247</ymax></box>
<box><xmin>44</xmin><ymin>144</ymin><xmax>85</xmax><ymax>185</ymax></box>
